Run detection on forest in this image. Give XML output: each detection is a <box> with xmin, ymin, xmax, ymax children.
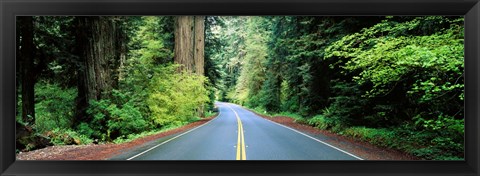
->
<box><xmin>16</xmin><ymin>16</ymin><xmax>464</xmax><ymax>160</ymax></box>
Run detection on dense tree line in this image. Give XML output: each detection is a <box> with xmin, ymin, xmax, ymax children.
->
<box><xmin>16</xmin><ymin>16</ymin><xmax>464</xmax><ymax>160</ymax></box>
<box><xmin>16</xmin><ymin>16</ymin><xmax>215</xmax><ymax>151</ymax></box>
<box><xmin>213</xmin><ymin>16</ymin><xmax>464</xmax><ymax>160</ymax></box>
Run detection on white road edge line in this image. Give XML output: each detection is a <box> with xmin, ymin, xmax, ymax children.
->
<box><xmin>231</xmin><ymin>104</ymin><xmax>364</xmax><ymax>160</ymax></box>
<box><xmin>126</xmin><ymin>105</ymin><xmax>222</xmax><ymax>160</ymax></box>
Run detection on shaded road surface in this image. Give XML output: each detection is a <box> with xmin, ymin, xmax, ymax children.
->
<box><xmin>111</xmin><ymin>102</ymin><xmax>362</xmax><ymax>160</ymax></box>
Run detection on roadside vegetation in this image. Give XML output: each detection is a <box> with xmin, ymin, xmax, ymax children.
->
<box><xmin>16</xmin><ymin>16</ymin><xmax>464</xmax><ymax>160</ymax></box>
<box><xmin>214</xmin><ymin>16</ymin><xmax>464</xmax><ymax>160</ymax></box>
<box><xmin>16</xmin><ymin>16</ymin><xmax>220</xmax><ymax>151</ymax></box>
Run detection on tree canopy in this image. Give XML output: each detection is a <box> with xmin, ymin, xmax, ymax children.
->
<box><xmin>16</xmin><ymin>16</ymin><xmax>464</xmax><ymax>160</ymax></box>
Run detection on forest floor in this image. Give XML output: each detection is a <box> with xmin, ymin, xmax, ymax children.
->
<box><xmin>17</xmin><ymin>111</ymin><xmax>418</xmax><ymax>160</ymax></box>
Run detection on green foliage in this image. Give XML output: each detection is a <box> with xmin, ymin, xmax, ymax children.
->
<box><xmin>86</xmin><ymin>90</ymin><xmax>149</xmax><ymax>141</ymax></box>
<box><xmin>112</xmin><ymin>116</ymin><xmax>202</xmax><ymax>144</ymax></box>
<box><xmin>410</xmin><ymin>114</ymin><xmax>464</xmax><ymax>159</ymax></box>
<box><xmin>129</xmin><ymin>16</ymin><xmax>174</xmax><ymax>65</ymax></box>
<box><xmin>235</xmin><ymin>17</ymin><xmax>270</xmax><ymax>106</ymax></box>
<box><xmin>318</xmin><ymin>16</ymin><xmax>464</xmax><ymax>159</ymax></box>
<box><xmin>308</xmin><ymin>114</ymin><xmax>336</xmax><ymax>131</ymax></box>
<box><xmin>342</xmin><ymin>127</ymin><xmax>395</xmax><ymax>146</ymax></box>
<box><xmin>21</xmin><ymin>15</ymin><xmax>464</xmax><ymax>161</ymax></box>
<box><xmin>34</xmin><ymin>81</ymin><xmax>77</xmax><ymax>133</ymax></box>
<box><xmin>257</xmin><ymin>71</ymin><xmax>282</xmax><ymax>113</ymax></box>
<box><xmin>338</xmin><ymin>124</ymin><xmax>463</xmax><ymax>160</ymax></box>
<box><xmin>147</xmin><ymin>64</ymin><xmax>209</xmax><ymax>128</ymax></box>
<box><xmin>326</xmin><ymin>17</ymin><xmax>464</xmax><ymax>98</ymax></box>
<box><xmin>48</xmin><ymin>128</ymin><xmax>93</xmax><ymax>145</ymax></box>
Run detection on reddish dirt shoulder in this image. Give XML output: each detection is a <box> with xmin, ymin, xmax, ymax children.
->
<box><xmin>17</xmin><ymin>111</ymin><xmax>418</xmax><ymax>160</ymax></box>
<box><xmin>252</xmin><ymin>112</ymin><xmax>419</xmax><ymax>160</ymax></box>
<box><xmin>16</xmin><ymin>116</ymin><xmax>215</xmax><ymax>160</ymax></box>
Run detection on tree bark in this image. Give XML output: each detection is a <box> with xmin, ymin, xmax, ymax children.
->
<box><xmin>194</xmin><ymin>16</ymin><xmax>205</xmax><ymax>75</ymax></box>
<box><xmin>174</xmin><ymin>16</ymin><xmax>205</xmax><ymax>75</ymax></box>
<box><xmin>18</xmin><ymin>16</ymin><xmax>35</xmax><ymax>124</ymax></box>
<box><xmin>74</xmin><ymin>17</ymin><xmax>121</xmax><ymax>125</ymax></box>
<box><xmin>194</xmin><ymin>16</ymin><xmax>205</xmax><ymax>117</ymax></box>
<box><xmin>174</xmin><ymin>16</ymin><xmax>195</xmax><ymax>73</ymax></box>
<box><xmin>174</xmin><ymin>16</ymin><xmax>205</xmax><ymax>117</ymax></box>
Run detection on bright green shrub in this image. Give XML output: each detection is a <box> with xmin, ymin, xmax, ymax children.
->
<box><xmin>307</xmin><ymin>115</ymin><xmax>331</xmax><ymax>130</ymax></box>
<box><xmin>87</xmin><ymin>91</ymin><xmax>149</xmax><ymax>141</ymax></box>
<box><xmin>147</xmin><ymin>64</ymin><xmax>209</xmax><ymax>128</ymax></box>
<box><xmin>48</xmin><ymin>128</ymin><xmax>93</xmax><ymax>145</ymax></box>
<box><xmin>105</xmin><ymin>101</ymin><xmax>148</xmax><ymax>139</ymax></box>
<box><xmin>76</xmin><ymin>122</ymin><xmax>95</xmax><ymax>139</ymax></box>
<box><xmin>342</xmin><ymin>127</ymin><xmax>395</xmax><ymax>146</ymax></box>
<box><xmin>321</xmin><ymin>16</ymin><xmax>464</xmax><ymax>160</ymax></box>
<box><xmin>34</xmin><ymin>81</ymin><xmax>77</xmax><ymax>133</ymax></box>
<box><xmin>410</xmin><ymin>114</ymin><xmax>464</xmax><ymax>159</ymax></box>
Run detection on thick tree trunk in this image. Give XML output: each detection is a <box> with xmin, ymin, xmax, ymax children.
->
<box><xmin>16</xmin><ymin>17</ymin><xmax>52</xmax><ymax>151</ymax></box>
<box><xmin>18</xmin><ymin>16</ymin><xmax>35</xmax><ymax>124</ymax></box>
<box><xmin>174</xmin><ymin>16</ymin><xmax>205</xmax><ymax>75</ymax></box>
<box><xmin>194</xmin><ymin>16</ymin><xmax>205</xmax><ymax>75</ymax></box>
<box><xmin>74</xmin><ymin>17</ymin><xmax>121</xmax><ymax>125</ymax></box>
<box><xmin>194</xmin><ymin>16</ymin><xmax>205</xmax><ymax>117</ymax></box>
<box><xmin>174</xmin><ymin>16</ymin><xmax>205</xmax><ymax>117</ymax></box>
<box><xmin>174</xmin><ymin>16</ymin><xmax>195</xmax><ymax>72</ymax></box>
<box><xmin>116</xmin><ymin>18</ymin><xmax>127</xmax><ymax>83</ymax></box>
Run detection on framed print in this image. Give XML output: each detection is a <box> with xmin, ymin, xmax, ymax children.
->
<box><xmin>1</xmin><ymin>0</ymin><xmax>479</xmax><ymax>176</ymax></box>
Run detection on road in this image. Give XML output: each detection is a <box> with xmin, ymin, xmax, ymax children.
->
<box><xmin>111</xmin><ymin>102</ymin><xmax>362</xmax><ymax>160</ymax></box>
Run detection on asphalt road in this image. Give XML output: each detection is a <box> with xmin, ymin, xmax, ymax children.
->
<box><xmin>111</xmin><ymin>102</ymin><xmax>362</xmax><ymax>160</ymax></box>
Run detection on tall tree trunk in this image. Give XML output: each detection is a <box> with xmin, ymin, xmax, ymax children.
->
<box><xmin>194</xmin><ymin>16</ymin><xmax>205</xmax><ymax>117</ymax></box>
<box><xmin>18</xmin><ymin>16</ymin><xmax>35</xmax><ymax>124</ymax></box>
<box><xmin>16</xmin><ymin>18</ymin><xmax>21</xmax><ymax>118</ymax></box>
<box><xmin>116</xmin><ymin>17</ymin><xmax>127</xmax><ymax>83</ymax></box>
<box><xmin>174</xmin><ymin>16</ymin><xmax>205</xmax><ymax>74</ymax></box>
<box><xmin>174</xmin><ymin>16</ymin><xmax>195</xmax><ymax>72</ymax></box>
<box><xmin>174</xmin><ymin>16</ymin><xmax>205</xmax><ymax>117</ymax></box>
<box><xmin>16</xmin><ymin>16</ymin><xmax>52</xmax><ymax>151</ymax></box>
<box><xmin>194</xmin><ymin>16</ymin><xmax>205</xmax><ymax>75</ymax></box>
<box><xmin>74</xmin><ymin>17</ymin><xmax>120</xmax><ymax>126</ymax></box>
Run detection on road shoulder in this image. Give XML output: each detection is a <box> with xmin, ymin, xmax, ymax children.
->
<box><xmin>243</xmin><ymin>108</ymin><xmax>419</xmax><ymax>160</ymax></box>
<box><xmin>16</xmin><ymin>116</ymin><xmax>216</xmax><ymax>160</ymax></box>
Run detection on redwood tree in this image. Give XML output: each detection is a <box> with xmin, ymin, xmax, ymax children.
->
<box><xmin>174</xmin><ymin>16</ymin><xmax>205</xmax><ymax>117</ymax></box>
<box><xmin>74</xmin><ymin>17</ymin><xmax>125</xmax><ymax>125</ymax></box>
<box><xmin>17</xmin><ymin>16</ymin><xmax>35</xmax><ymax>124</ymax></box>
<box><xmin>174</xmin><ymin>16</ymin><xmax>205</xmax><ymax>75</ymax></box>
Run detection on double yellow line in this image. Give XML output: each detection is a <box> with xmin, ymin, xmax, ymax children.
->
<box><xmin>236</xmin><ymin>115</ymin><xmax>246</xmax><ymax>160</ymax></box>
<box><xmin>228</xmin><ymin>105</ymin><xmax>246</xmax><ymax>160</ymax></box>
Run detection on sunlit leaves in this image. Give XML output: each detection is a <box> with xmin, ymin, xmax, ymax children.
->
<box><xmin>325</xmin><ymin>17</ymin><xmax>464</xmax><ymax>99</ymax></box>
<box><xmin>147</xmin><ymin>65</ymin><xmax>209</xmax><ymax>127</ymax></box>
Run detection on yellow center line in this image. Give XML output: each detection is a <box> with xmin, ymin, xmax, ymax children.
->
<box><xmin>240</xmin><ymin>119</ymin><xmax>246</xmax><ymax>159</ymax></box>
<box><xmin>236</xmin><ymin>117</ymin><xmax>241</xmax><ymax>160</ymax></box>
<box><xmin>228</xmin><ymin>104</ymin><xmax>246</xmax><ymax>160</ymax></box>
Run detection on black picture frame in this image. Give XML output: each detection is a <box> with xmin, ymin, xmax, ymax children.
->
<box><xmin>1</xmin><ymin>0</ymin><xmax>479</xmax><ymax>176</ymax></box>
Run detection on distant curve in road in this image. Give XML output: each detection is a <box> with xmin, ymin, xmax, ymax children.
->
<box><xmin>112</xmin><ymin>102</ymin><xmax>362</xmax><ymax>160</ymax></box>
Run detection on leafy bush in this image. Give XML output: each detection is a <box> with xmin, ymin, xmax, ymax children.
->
<box><xmin>319</xmin><ymin>16</ymin><xmax>465</xmax><ymax>160</ymax></box>
<box><xmin>410</xmin><ymin>114</ymin><xmax>464</xmax><ymax>159</ymax></box>
<box><xmin>76</xmin><ymin>122</ymin><xmax>95</xmax><ymax>139</ymax></box>
<box><xmin>34</xmin><ymin>81</ymin><xmax>77</xmax><ymax>133</ymax></box>
<box><xmin>308</xmin><ymin>114</ymin><xmax>332</xmax><ymax>130</ymax></box>
<box><xmin>342</xmin><ymin>127</ymin><xmax>395</xmax><ymax>146</ymax></box>
<box><xmin>147</xmin><ymin>64</ymin><xmax>209</xmax><ymax>128</ymax></box>
<box><xmin>325</xmin><ymin>16</ymin><xmax>464</xmax><ymax>124</ymax></box>
<box><xmin>107</xmin><ymin>102</ymin><xmax>148</xmax><ymax>139</ymax></box>
<box><xmin>87</xmin><ymin>92</ymin><xmax>149</xmax><ymax>141</ymax></box>
<box><xmin>339</xmin><ymin>123</ymin><xmax>463</xmax><ymax>160</ymax></box>
<box><xmin>47</xmin><ymin>128</ymin><xmax>93</xmax><ymax>145</ymax></box>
